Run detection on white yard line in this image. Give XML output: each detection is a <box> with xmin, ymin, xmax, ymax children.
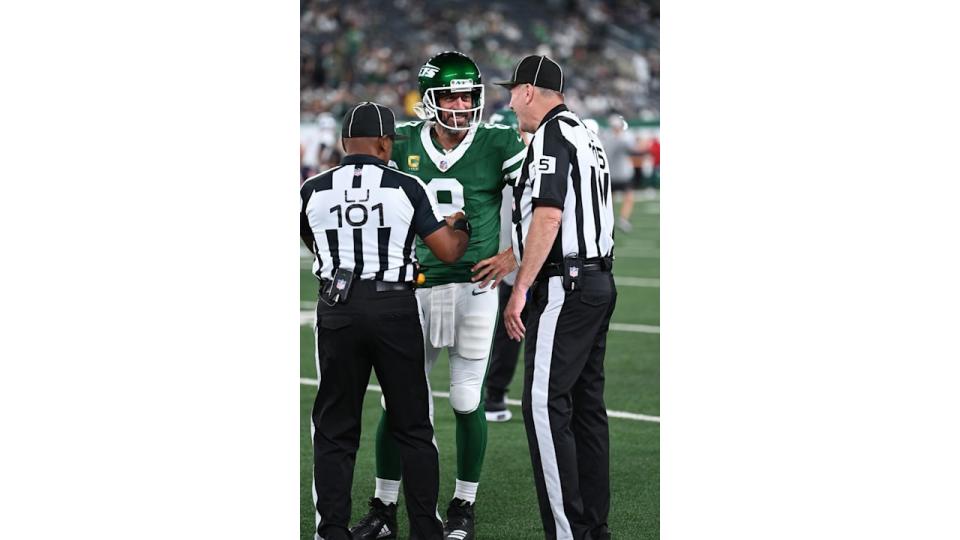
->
<box><xmin>614</xmin><ymin>277</ymin><xmax>659</xmax><ymax>287</ymax></box>
<box><xmin>610</xmin><ymin>250</ymin><xmax>660</xmax><ymax>259</ymax></box>
<box><xmin>609</xmin><ymin>323</ymin><xmax>660</xmax><ymax>334</ymax></box>
<box><xmin>299</xmin><ymin>311</ymin><xmax>658</xmax><ymax>334</ymax></box>
<box><xmin>298</xmin><ymin>379</ymin><xmax>660</xmax><ymax>423</ymax></box>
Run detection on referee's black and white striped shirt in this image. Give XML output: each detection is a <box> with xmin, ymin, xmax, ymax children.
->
<box><xmin>300</xmin><ymin>154</ymin><xmax>445</xmax><ymax>282</ymax></box>
<box><xmin>511</xmin><ymin>104</ymin><xmax>615</xmax><ymax>265</ymax></box>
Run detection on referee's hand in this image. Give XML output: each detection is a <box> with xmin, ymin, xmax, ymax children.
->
<box><xmin>504</xmin><ymin>287</ymin><xmax>527</xmax><ymax>341</ymax></box>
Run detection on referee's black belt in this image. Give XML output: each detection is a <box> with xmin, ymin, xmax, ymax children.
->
<box><xmin>538</xmin><ymin>256</ymin><xmax>613</xmax><ymax>279</ymax></box>
<box><xmin>320</xmin><ymin>279</ymin><xmax>413</xmax><ymax>292</ymax></box>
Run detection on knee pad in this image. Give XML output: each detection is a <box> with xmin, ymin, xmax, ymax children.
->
<box><xmin>449</xmin><ymin>353</ymin><xmax>487</xmax><ymax>414</ymax></box>
<box><xmin>449</xmin><ymin>384</ymin><xmax>482</xmax><ymax>414</ymax></box>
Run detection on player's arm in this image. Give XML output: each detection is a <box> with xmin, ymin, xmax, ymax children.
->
<box><xmin>409</xmin><ymin>177</ymin><xmax>470</xmax><ymax>263</ymax></box>
<box><xmin>501</xmin><ymin>131</ymin><xmax>528</xmax><ymax>186</ymax></box>
<box><xmin>470</xmin><ymin>129</ymin><xmax>530</xmax><ymax>287</ymax></box>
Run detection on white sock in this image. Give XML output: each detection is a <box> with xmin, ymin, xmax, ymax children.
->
<box><xmin>453</xmin><ymin>479</ymin><xmax>478</xmax><ymax>503</ymax></box>
<box><xmin>375</xmin><ymin>478</ymin><xmax>400</xmax><ymax>505</ymax></box>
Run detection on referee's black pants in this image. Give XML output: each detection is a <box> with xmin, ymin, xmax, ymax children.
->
<box><xmin>312</xmin><ymin>283</ymin><xmax>442</xmax><ymax>540</ymax></box>
<box><xmin>521</xmin><ymin>272</ymin><xmax>617</xmax><ymax>540</ymax></box>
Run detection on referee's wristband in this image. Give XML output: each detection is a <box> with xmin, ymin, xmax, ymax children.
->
<box><xmin>452</xmin><ymin>218</ymin><xmax>471</xmax><ymax>238</ymax></box>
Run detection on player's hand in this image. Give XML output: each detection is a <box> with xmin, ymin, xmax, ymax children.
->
<box><xmin>471</xmin><ymin>248</ymin><xmax>518</xmax><ymax>289</ymax></box>
<box><xmin>504</xmin><ymin>286</ymin><xmax>527</xmax><ymax>341</ymax></box>
<box><xmin>445</xmin><ymin>211</ymin><xmax>466</xmax><ymax>227</ymax></box>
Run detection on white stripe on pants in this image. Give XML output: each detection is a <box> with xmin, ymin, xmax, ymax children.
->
<box><xmin>530</xmin><ymin>277</ymin><xmax>573</xmax><ymax>539</ymax></box>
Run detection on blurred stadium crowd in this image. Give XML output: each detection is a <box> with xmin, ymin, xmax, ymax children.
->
<box><xmin>300</xmin><ymin>0</ymin><xmax>660</xmax><ymax>198</ymax></box>
<box><xmin>301</xmin><ymin>0</ymin><xmax>658</xmax><ymax>122</ymax></box>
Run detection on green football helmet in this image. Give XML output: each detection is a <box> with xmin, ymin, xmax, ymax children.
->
<box><xmin>414</xmin><ymin>51</ymin><xmax>484</xmax><ymax>131</ymax></box>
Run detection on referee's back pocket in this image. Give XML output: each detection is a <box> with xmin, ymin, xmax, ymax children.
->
<box><xmin>579</xmin><ymin>290</ymin><xmax>609</xmax><ymax>307</ymax></box>
<box><xmin>319</xmin><ymin>315</ymin><xmax>352</xmax><ymax>330</ymax></box>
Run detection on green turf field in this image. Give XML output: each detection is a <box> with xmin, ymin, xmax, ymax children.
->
<box><xmin>300</xmin><ymin>198</ymin><xmax>659</xmax><ymax>539</ymax></box>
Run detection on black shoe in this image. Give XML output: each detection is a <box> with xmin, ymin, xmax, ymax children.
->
<box><xmin>316</xmin><ymin>528</ymin><xmax>350</xmax><ymax>540</ymax></box>
<box><xmin>484</xmin><ymin>391</ymin><xmax>512</xmax><ymax>423</ymax></box>
<box><xmin>590</xmin><ymin>524</ymin><xmax>611</xmax><ymax>540</ymax></box>
<box><xmin>484</xmin><ymin>398</ymin><xmax>512</xmax><ymax>422</ymax></box>
<box><xmin>443</xmin><ymin>498</ymin><xmax>475</xmax><ymax>540</ymax></box>
<box><xmin>349</xmin><ymin>497</ymin><xmax>398</xmax><ymax>539</ymax></box>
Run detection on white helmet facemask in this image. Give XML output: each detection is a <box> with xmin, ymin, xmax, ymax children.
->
<box><xmin>415</xmin><ymin>81</ymin><xmax>485</xmax><ymax>131</ymax></box>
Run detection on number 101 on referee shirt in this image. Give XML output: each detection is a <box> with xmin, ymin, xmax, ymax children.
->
<box><xmin>329</xmin><ymin>189</ymin><xmax>385</xmax><ymax>227</ymax></box>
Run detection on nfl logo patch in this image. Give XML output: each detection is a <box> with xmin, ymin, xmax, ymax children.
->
<box><xmin>439</xmin><ymin>159</ymin><xmax>449</xmax><ymax>171</ymax></box>
<box><xmin>353</xmin><ymin>168</ymin><xmax>362</xmax><ymax>177</ymax></box>
<box><xmin>569</xmin><ymin>266</ymin><xmax>579</xmax><ymax>278</ymax></box>
<box><xmin>336</xmin><ymin>278</ymin><xmax>347</xmax><ymax>290</ymax></box>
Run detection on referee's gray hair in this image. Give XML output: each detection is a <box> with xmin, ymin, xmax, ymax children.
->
<box><xmin>535</xmin><ymin>87</ymin><xmax>564</xmax><ymax>99</ymax></box>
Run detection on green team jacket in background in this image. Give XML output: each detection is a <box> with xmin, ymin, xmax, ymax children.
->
<box><xmin>391</xmin><ymin>120</ymin><xmax>527</xmax><ymax>287</ymax></box>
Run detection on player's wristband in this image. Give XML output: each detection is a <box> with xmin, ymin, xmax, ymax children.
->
<box><xmin>452</xmin><ymin>218</ymin><xmax>472</xmax><ymax>238</ymax></box>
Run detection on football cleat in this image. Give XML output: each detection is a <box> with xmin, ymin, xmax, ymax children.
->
<box><xmin>349</xmin><ymin>498</ymin><xmax>398</xmax><ymax>539</ymax></box>
<box><xmin>484</xmin><ymin>397</ymin><xmax>512</xmax><ymax>423</ymax></box>
<box><xmin>443</xmin><ymin>498</ymin><xmax>475</xmax><ymax>540</ymax></box>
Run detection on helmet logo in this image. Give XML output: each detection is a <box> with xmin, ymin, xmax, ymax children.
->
<box><xmin>449</xmin><ymin>79</ymin><xmax>473</xmax><ymax>92</ymax></box>
<box><xmin>419</xmin><ymin>63</ymin><xmax>440</xmax><ymax>78</ymax></box>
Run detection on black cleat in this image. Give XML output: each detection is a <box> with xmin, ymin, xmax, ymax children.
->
<box><xmin>484</xmin><ymin>391</ymin><xmax>512</xmax><ymax>422</ymax></box>
<box><xmin>315</xmin><ymin>529</ymin><xmax>350</xmax><ymax>540</ymax></box>
<box><xmin>349</xmin><ymin>498</ymin><xmax>398</xmax><ymax>539</ymax></box>
<box><xmin>443</xmin><ymin>498</ymin><xmax>475</xmax><ymax>540</ymax></box>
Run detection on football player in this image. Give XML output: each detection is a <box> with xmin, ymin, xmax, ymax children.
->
<box><xmin>350</xmin><ymin>51</ymin><xmax>527</xmax><ymax>540</ymax></box>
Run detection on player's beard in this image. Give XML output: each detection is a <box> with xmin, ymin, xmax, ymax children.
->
<box><xmin>439</xmin><ymin>109</ymin><xmax>473</xmax><ymax>131</ymax></box>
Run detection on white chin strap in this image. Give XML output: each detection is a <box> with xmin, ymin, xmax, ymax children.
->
<box><xmin>421</xmin><ymin>87</ymin><xmax>484</xmax><ymax>131</ymax></box>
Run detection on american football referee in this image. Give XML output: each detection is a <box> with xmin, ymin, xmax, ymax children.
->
<box><xmin>300</xmin><ymin>101</ymin><xmax>471</xmax><ymax>540</ymax></box>
<box><xmin>497</xmin><ymin>56</ymin><xmax>618</xmax><ymax>540</ymax></box>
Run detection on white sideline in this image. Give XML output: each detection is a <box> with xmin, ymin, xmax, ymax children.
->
<box><xmin>298</xmin><ymin>379</ymin><xmax>660</xmax><ymax>423</ymax></box>
<box><xmin>299</xmin><ymin>310</ymin><xmax>659</xmax><ymax>334</ymax></box>
<box><xmin>614</xmin><ymin>276</ymin><xmax>659</xmax><ymax>287</ymax></box>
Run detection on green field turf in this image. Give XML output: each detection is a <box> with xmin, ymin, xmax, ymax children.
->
<box><xmin>300</xmin><ymin>199</ymin><xmax>659</xmax><ymax>539</ymax></box>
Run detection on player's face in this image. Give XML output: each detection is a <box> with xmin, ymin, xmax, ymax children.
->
<box><xmin>436</xmin><ymin>92</ymin><xmax>474</xmax><ymax>129</ymax></box>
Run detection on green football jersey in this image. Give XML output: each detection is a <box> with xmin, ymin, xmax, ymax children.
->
<box><xmin>391</xmin><ymin>120</ymin><xmax>527</xmax><ymax>286</ymax></box>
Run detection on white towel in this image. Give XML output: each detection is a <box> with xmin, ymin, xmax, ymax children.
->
<box><xmin>429</xmin><ymin>283</ymin><xmax>457</xmax><ymax>348</ymax></box>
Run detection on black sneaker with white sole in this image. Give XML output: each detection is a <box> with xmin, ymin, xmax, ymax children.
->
<box><xmin>443</xmin><ymin>497</ymin><xmax>475</xmax><ymax>540</ymax></box>
<box><xmin>484</xmin><ymin>398</ymin><xmax>512</xmax><ymax>422</ymax></box>
<box><xmin>349</xmin><ymin>497</ymin><xmax>397</xmax><ymax>539</ymax></box>
<box><xmin>484</xmin><ymin>390</ymin><xmax>512</xmax><ymax>423</ymax></box>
